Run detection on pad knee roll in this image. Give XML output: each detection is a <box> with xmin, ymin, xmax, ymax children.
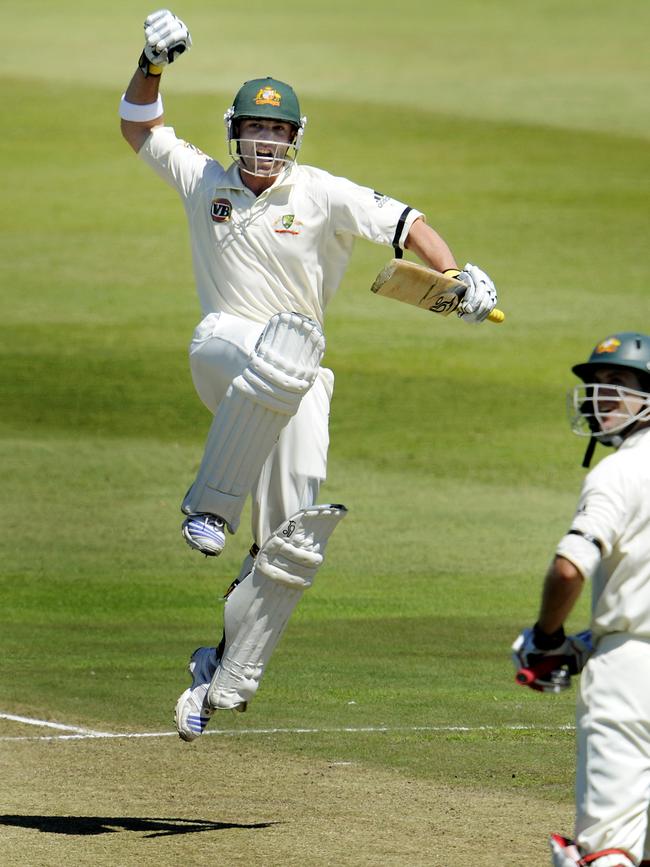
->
<box><xmin>183</xmin><ymin>312</ymin><xmax>325</xmax><ymax>530</ymax></box>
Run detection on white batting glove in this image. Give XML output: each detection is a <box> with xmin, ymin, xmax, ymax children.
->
<box><xmin>142</xmin><ymin>9</ymin><xmax>192</xmax><ymax>69</ymax></box>
<box><xmin>455</xmin><ymin>263</ymin><xmax>497</xmax><ymax>324</ymax></box>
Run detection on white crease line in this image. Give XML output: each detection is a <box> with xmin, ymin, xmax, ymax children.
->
<box><xmin>0</xmin><ymin>715</ymin><xmax>575</xmax><ymax>742</ymax></box>
<box><xmin>0</xmin><ymin>712</ymin><xmax>113</xmax><ymax>736</ymax></box>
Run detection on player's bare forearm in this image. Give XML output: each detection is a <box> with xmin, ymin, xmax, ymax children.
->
<box><xmin>537</xmin><ymin>556</ymin><xmax>585</xmax><ymax>635</ymax></box>
<box><xmin>404</xmin><ymin>217</ymin><xmax>457</xmax><ymax>272</ymax></box>
<box><xmin>120</xmin><ymin>69</ymin><xmax>164</xmax><ymax>153</ymax></box>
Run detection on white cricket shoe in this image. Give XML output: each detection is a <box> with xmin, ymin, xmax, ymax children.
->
<box><xmin>550</xmin><ymin>835</ymin><xmax>583</xmax><ymax>866</ymax></box>
<box><xmin>174</xmin><ymin>646</ymin><xmax>220</xmax><ymax>742</ymax></box>
<box><xmin>181</xmin><ymin>513</ymin><xmax>226</xmax><ymax>556</ymax></box>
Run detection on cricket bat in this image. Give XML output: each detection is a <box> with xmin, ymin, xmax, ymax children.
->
<box><xmin>370</xmin><ymin>259</ymin><xmax>505</xmax><ymax>323</ymax></box>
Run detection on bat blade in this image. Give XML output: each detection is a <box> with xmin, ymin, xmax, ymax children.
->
<box><xmin>371</xmin><ymin>259</ymin><xmax>505</xmax><ymax>323</ymax></box>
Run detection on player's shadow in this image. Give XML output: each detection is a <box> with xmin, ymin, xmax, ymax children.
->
<box><xmin>0</xmin><ymin>814</ymin><xmax>277</xmax><ymax>838</ymax></box>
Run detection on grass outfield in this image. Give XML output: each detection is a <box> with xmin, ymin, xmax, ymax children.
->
<box><xmin>1</xmin><ymin>1</ymin><xmax>649</xmax><ymax>864</ymax></box>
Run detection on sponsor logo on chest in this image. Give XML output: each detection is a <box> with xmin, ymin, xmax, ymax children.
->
<box><xmin>210</xmin><ymin>198</ymin><xmax>232</xmax><ymax>223</ymax></box>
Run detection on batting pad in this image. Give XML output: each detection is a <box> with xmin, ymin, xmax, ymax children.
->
<box><xmin>182</xmin><ymin>312</ymin><xmax>325</xmax><ymax>531</ymax></box>
<box><xmin>207</xmin><ymin>504</ymin><xmax>347</xmax><ymax>711</ymax></box>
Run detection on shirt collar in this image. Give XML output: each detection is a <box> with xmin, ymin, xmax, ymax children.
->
<box><xmin>619</xmin><ymin>426</ymin><xmax>650</xmax><ymax>449</ymax></box>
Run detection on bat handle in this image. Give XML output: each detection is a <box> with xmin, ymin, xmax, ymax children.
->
<box><xmin>515</xmin><ymin>656</ymin><xmax>566</xmax><ymax>686</ymax></box>
<box><xmin>456</xmin><ymin>280</ymin><xmax>505</xmax><ymax>323</ymax></box>
<box><xmin>515</xmin><ymin>667</ymin><xmax>540</xmax><ymax>685</ymax></box>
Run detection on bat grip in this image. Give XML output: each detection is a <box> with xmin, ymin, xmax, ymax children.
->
<box><xmin>516</xmin><ymin>667</ymin><xmax>541</xmax><ymax>685</ymax></box>
<box><xmin>515</xmin><ymin>656</ymin><xmax>565</xmax><ymax>686</ymax></box>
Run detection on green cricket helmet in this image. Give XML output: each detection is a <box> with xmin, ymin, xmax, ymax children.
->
<box><xmin>568</xmin><ymin>332</ymin><xmax>650</xmax><ymax>464</ymax></box>
<box><xmin>572</xmin><ymin>332</ymin><xmax>650</xmax><ymax>384</ymax></box>
<box><xmin>230</xmin><ymin>77</ymin><xmax>302</xmax><ymax>127</ymax></box>
<box><xmin>224</xmin><ymin>77</ymin><xmax>307</xmax><ymax>177</ymax></box>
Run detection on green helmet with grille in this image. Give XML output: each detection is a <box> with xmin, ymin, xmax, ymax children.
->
<box><xmin>568</xmin><ymin>332</ymin><xmax>650</xmax><ymax>466</ymax></box>
<box><xmin>223</xmin><ymin>77</ymin><xmax>307</xmax><ymax>176</ymax></box>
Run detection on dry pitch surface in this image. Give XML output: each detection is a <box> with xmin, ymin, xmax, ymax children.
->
<box><xmin>1</xmin><ymin>717</ymin><xmax>568</xmax><ymax>866</ymax></box>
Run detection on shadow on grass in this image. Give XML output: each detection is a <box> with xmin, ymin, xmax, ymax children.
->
<box><xmin>0</xmin><ymin>814</ymin><xmax>277</xmax><ymax>838</ymax></box>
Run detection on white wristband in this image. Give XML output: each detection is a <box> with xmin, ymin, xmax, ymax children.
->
<box><xmin>119</xmin><ymin>94</ymin><xmax>163</xmax><ymax>122</ymax></box>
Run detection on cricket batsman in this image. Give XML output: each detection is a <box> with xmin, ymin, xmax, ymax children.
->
<box><xmin>512</xmin><ymin>332</ymin><xmax>650</xmax><ymax>867</ymax></box>
<box><xmin>119</xmin><ymin>9</ymin><xmax>499</xmax><ymax>741</ymax></box>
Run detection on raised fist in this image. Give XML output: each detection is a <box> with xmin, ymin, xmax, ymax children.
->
<box><xmin>142</xmin><ymin>9</ymin><xmax>192</xmax><ymax>68</ymax></box>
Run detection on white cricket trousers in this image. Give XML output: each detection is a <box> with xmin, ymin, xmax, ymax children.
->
<box><xmin>575</xmin><ymin>634</ymin><xmax>650</xmax><ymax>862</ymax></box>
<box><xmin>187</xmin><ymin>311</ymin><xmax>334</xmax><ymax>546</ymax></box>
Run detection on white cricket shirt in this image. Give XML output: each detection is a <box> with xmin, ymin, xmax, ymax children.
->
<box><xmin>140</xmin><ymin>126</ymin><xmax>423</xmax><ymax>325</ymax></box>
<box><xmin>556</xmin><ymin>428</ymin><xmax>650</xmax><ymax>638</ymax></box>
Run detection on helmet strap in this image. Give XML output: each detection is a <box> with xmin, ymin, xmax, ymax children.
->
<box><xmin>582</xmin><ymin>436</ymin><xmax>596</xmax><ymax>468</ymax></box>
<box><xmin>581</xmin><ymin>425</ymin><xmax>631</xmax><ymax>467</ymax></box>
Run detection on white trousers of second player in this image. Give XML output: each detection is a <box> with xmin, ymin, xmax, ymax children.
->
<box><xmin>575</xmin><ymin>634</ymin><xmax>650</xmax><ymax>862</ymax></box>
<box><xmin>187</xmin><ymin>311</ymin><xmax>334</xmax><ymax>546</ymax></box>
